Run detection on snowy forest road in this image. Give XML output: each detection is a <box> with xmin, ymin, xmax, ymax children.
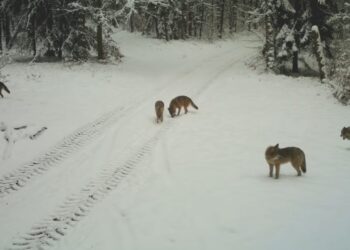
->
<box><xmin>1</xmin><ymin>32</ymin><xmax>349</xmax><ymax>250</ymax></box>
<box><xmin>0</xmin><ymin>39</ymin><xmax>243</xmax><ymax>200</ymax></box>
<box><xmin>0</xmin><ymin>37</ymin><xmax>257</xmax><ymax>250</ymax></box>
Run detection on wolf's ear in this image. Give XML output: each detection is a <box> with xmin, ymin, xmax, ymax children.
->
<box><xmin>274</xmin><ymin>143</ymin><xmax>279</xmax><ymax>148</ymax></box>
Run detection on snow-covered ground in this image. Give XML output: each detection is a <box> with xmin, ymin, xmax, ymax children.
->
<box><xmin>0</xmin><ymin>31</ymin><xmax>350</xmax><ymax>250</ymax></box>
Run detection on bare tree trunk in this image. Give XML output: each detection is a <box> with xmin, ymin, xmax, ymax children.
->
<box><xmin>181</xmin><ymin>1</ymin><xmax>187</xmax><ymax>38</ymax></box>
<box><xmin>199</xmin><ymin>1</ymin><xmax>205</xmax><ymax>38</ymax></box>
<box><xmin>242</xmin><ymin>0</ymin><xmax>246</xmax><ymax>28</ymax></box>
<box><xmin>188</xmin><ymin>10</ymin><xmax>193</xmax><ymax>36</ymax></box>
<box><xmin>210</xmin><ymin>0</ymin><xmax>215</xmax><ymax>40</ymax></box>
<box><xmin>311</xmin><ymin>25</ymin><xmax>327</xmax><ymax>81</ymax></box>
<box><xmin>4</xmin><ymin>14</ymin><xmax>11</xmax><ymax>47</ymax></box>
<box><xmin>292</xmin><ymin>34</ymin><xmax>300</xmax><ymax>73</ymax></box>
<box><xmin>154</xmin><ymin>16</ymin><xmax>160</xmax><ymax>38</ymax></box>
<box><xmin>219</xmin><ymin>0</ymin><xmax>225</xmax><ymax>38</ymax></box>
<box><xmin>97</xmin><ymin>22</ymin><xmax>103</xmax><ymax>59</ymax></box>
<box><xmin>27</xmin><ymin>12</ymin><xmax>37</xmax><ymax>57</ymax></box>
<box><xmin>247</xmin><ymin>0</ymin><xmax>253</xmax><ymax>31</ymax></box>
<box><xmin>292</xmin><ymin>0</ymin><xmax>302</xmax><ymax>74</ymax></box>
<box><xmin>30</xmin><ymin>16</ymin><xmax>36</xmax><ymax>56</ymax></box>
<box><xmin>292</xmin><ymin>50</ymin><xmax>299</xmax><ymax>73</ymax></box>
<box><xmin>0</xmin><ymin>13</ymin><xmax>3</xmax><ymax>53</ymax></box>
<box><xmin>265</xmin><ymin>0</ymin><xmax>274</xmax><ymax>71</ymax></box>
<box><xmin>96</xmin><ymin>0</ymin><xmax>104</xmax><ymax>59</ymax></box>
<box><xmin>162</xmin><ymin>8</ymin><xmax>169</xmax><ymax>41</ymax></box>
<box><xmin>253</xmin><ymin>0</ymin><xmax>258</xmax><ymax>29</ymax></box>
<box><xmin>130</xmin><ymin>12</ymin><xmax>135</xmax><ymax>33</ymax></box>
<box><xmin>229</xmin><ymin>0</ymin><xmax>237</xmax><ymax>33</ymax></box>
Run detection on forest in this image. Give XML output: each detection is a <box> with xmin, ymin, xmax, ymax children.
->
<box><xmin>1</xmin><ymin>2</ymin><xmax>350</xmax><ymax>250</ymax></box>
<box><xmin>0</xmin><ymin>0</ymin><xmax>349</xmax><ymax>104</ymax></box>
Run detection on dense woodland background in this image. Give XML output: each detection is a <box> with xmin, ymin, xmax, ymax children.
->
<box><xmin>0</xmin><ymin>0</ymin><xmax>349</xmax><ymax>104</ymax></box>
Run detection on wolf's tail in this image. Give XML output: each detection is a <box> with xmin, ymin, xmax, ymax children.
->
<box><xmin>301</xmin><ymin>153</ymin><xmax>307</xmax><ymax>173</ymax></box>
<box><xmin>191</xmin><ymin>100</ymin><xmax>198</xmax><ymax>110</ymax></box>
<box><xmin>1</xmin><ymin>82</ymin><xmax>10</xmax><ymax>94</ymax></box>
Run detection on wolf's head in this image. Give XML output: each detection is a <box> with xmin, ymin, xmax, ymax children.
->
<box><xmin>341</xmin><ymin>127</ymin><xmax>350</xmax><ymax>140</ymax></box>
<box><xmin>155</xmin><ymin>101</ymin><xmax>164</xmax><ymax>112</ymax></box>
<box><xmin>265</xmin><ymin>144</ymin><xmax>279</xmax><ymax>161</ymax></box>
<box><xmin>168</xmin><ymin>106</ymin><xmax>176</xmax><ymax>118</ymax></box>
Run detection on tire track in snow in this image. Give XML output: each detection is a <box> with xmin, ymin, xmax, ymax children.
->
<box><xmin>7</xmin><ymin>123</ymin><xmax>172</xmax><ymax>250</ymax></box>
<box><xmin>6</xmin><ymin>48</ymin><xmax>249</xmax><ymax>250</ymax></box>
<box><xmin>193</xmin><ymin>55</ymin><xmax>246</xmax><ymax>98</ymax></box>
<box><xmin>0</xmin><ymin>107</ymin><xmax>127</xmax><ymax>199</ymax></box>
<box><xmin>0</xmin><ymin>46</ymin><xmax>235</xmax><ymax>200</ymax></box>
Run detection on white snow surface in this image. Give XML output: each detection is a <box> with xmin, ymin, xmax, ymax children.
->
<box><xmin>0</xmin><ymin>31</ymin><xmax>350</xmax><ymax>250</ymax></box>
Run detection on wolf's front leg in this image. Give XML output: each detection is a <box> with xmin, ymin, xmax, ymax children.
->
<box><xmin>275</xmin><ymin>164</ymin><xmax>280</xmax><ymax>179</ymax></box>
<box><xmin>269</xmin><ymin>164</ymin><xmax>274</xmax><ymax>177</ymax></box>
<box><xmin>177</xmin><ymin>107</ymin><xmax>181</xmax><ymax>116</ymax></box>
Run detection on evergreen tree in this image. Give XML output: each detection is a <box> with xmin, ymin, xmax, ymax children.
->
<box><xmin>328</xmin><ymin>1</ymin><xmax>350</xmax><ymax>104</ymax></box>
<box><xmin>0</xmin><ymin>0</ymin><xmax>122</xmax><ymax>61</ymax></box>
<box><xmin>262</xmin><ymin>0</ymin><xmax>336</xmax><ymax>75</ymax></box>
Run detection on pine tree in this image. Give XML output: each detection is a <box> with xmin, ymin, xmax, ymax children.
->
<box><xmin>328</xmin><ymin>1</ymin><xmax>350</xmax><ymax>104</ymax></box>
<box><xmin>261</xmin><ymin>0</ymin><xmax>336</xmax><ymax>75</ymax></box>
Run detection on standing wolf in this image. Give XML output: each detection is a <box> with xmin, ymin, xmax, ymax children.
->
<box><xmin>265</xmin><ymin>144</ymin><xmax>306</xmax><ymax>179</ymax></box>
<box><xmin>168</xmin><ymin>95</ymin><xmax>198</xmax><ymax>118</ymax></box>
<box><xmin>0</xmin><ymin>81</ymin><xmax>10</xmax><ymax>98</ymax></box>
<box><xmin>155</xmin><ymin>100</ymin><xmax>164</xmax><ymax>123</ymax></box>
<box><xmin>341</xmin><ymin>127</ymin><xmax>350</xmax><ymax>140</ymax></box>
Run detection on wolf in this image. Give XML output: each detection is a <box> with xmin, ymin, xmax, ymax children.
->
<box><xmin>168</xmin><ymin>95</ymin><xmax>198</xmax><ymax>118</ymax></box>
<box><xmin>341</xmin><ymin>127</ymin><xmax>350</xmax><ymax>140</ymax></box>
<box><xmin>265</xmin><ymin>144</ymin><xmax>306</xmax><ymax>179</ymax></box>
<box><xmin>0</xmin><ymin>81</ymin><xmax>10</xmax><ymax>98</ymax></box>
<box><xmin>155</xmin><ymin>100</ymin><xmax>164</xmax><ymax>123</ymax></box>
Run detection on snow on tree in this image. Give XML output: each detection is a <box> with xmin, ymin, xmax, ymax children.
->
<box><xmin>0</xmin><ymin>0</ymin><xmax>123</xmax><ymax>61</ymax></box>
<box><xmin>264</xmin><ymin>0</ymin><xmax>275</xmax><ymax>71</ymax></box>
<box><xmin>59</xmin><ymin>0</ymin><xmax>123</xmax><ymax>61</ymax></box>
<box><xmin>328</xmin><ymin>1</ymin><xmax>350</xmax><ymax>104</ymax></box>
<box><xmin>280</xmin><ymin>0</ymin><xmax>295</xmax><ymax>13</ymax></box>
<box><xmin>261</xmin><ymin>0</ymin><xmax>337</xmax><ymax>75</ymax></box>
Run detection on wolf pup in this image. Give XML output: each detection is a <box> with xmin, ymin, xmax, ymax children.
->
<box><xmin>341</xmin><ymin>127</ymin><xmax>350</xmax><ymax>140</ymax></box>
<box><xmin>0</xmin><ymin>81</ymin><xmax>10</xmax><ymax>98</ymax></box>
<box><xmin>155</xmin><ymin>100</ymin><xmax>165</xmax><ymax>123</ymax></box>
<box><xmin>168</xmin><ymin>95</ymin><xmax>198</xmax><ymax>118</ymax></box>
<box><xmin>265</xmin><ymin>144</ymin><xmax>306</xmax><ymax>179</ymax></box>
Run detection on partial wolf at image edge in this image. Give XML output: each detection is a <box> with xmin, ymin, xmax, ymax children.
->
<box><xmin>0</xmin><ymin>81</ymin><xmax>10</xmax><ymax>98</ymax></box>
<box><xmin>341</xmin><ymin>127</ymin><xmax>350</xmax><ymax>140</ymax></box>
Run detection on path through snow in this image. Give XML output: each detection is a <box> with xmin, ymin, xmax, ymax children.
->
<box><xmin>0</xmin><ymin>32</ymin><xmax>349</xmax><ymax>250</ymax></box>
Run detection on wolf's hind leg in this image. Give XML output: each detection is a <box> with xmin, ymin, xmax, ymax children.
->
<box><xmin>292</xmin><ymin>162</ymin><xmax>302</xmax><ymax>176</ymax></box>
